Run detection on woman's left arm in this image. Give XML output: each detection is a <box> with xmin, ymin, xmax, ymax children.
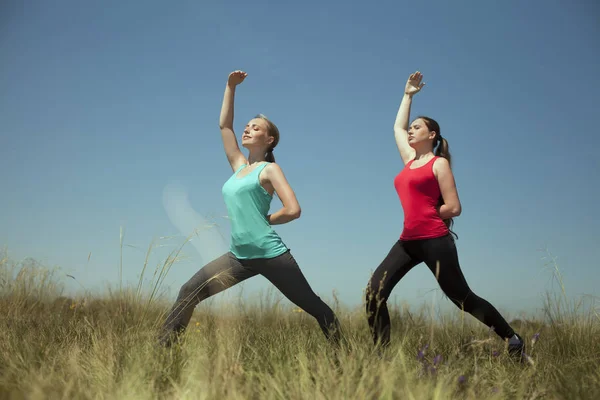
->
<box><xmin>434</xmin><ymin>158</ymin><xmax>462</xmax><ymax>219</ymax></box>
<box><xmin>264</xmin><ymin>163</ymin><xmax>302</xmax><ymax>225</ymax></box>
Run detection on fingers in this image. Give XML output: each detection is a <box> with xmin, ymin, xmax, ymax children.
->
<box><xmin>229</xmin><ymin>70</ymin><xmax>248</xmax><ymax>78</ymax></box>
<box><xmin>415</xmin><ymin>71</ymin><xmax>422</xmax><ymax>83</ymax></box>
<box><xmin>408</xmin><ymin>71</ymin><xmax>424</xmax><ymax>84</ymax></box>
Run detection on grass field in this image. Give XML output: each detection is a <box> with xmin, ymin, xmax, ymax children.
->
<box><xmin>1</xmin><ymin>249</ymin><xmax>598</xmax><ymax>400</ymax></box>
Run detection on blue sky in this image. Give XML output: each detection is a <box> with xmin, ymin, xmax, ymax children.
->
<box><xmin>1</xmin><ymin>0</ymin><xmax>599</xmax><ymax>318</ymax></box>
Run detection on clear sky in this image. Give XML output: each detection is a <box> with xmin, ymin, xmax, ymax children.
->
<box><xmin>1</xmin><ymin>0</ymin><xmax>599</xmax><ymax>318</ymax></box>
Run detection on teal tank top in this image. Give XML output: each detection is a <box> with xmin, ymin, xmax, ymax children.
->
<box><xmin>221</xmin><ymin>162</ymin><xmax>288</xmax><ymax>259</ymax></box>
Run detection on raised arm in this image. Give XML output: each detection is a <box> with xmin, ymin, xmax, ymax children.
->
<box><xmin>393</xmin><ymin>71</ymin><xmax>425</xmax><ymax>165</ymax></box>
<box><xmin>219</xmin><ymin>70</ymin><xmax>248</xmax><ymax>171</ymax></box>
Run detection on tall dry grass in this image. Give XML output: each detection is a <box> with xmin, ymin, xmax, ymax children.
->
<box><xmin>0</xmin><ymin>246</ymin><xmax>598</xmax><ymax>399</ymax></box>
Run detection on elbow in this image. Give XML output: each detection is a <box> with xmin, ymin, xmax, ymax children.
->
<box><xmin>288</xmin><ymin>207</ymin><xmax>301</xmax><ymax>220</ymax></box>
<box><xmin>452</xmin><ymin>204</ymin><xmax>462</xmax><ymax>217</ymax></box>
<box><xmin>218</xmin><ymin>120</ymin><xmax>231</xmax><ymax>131</ymax></box>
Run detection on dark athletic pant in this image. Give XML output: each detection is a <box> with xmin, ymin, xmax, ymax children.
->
<box><xmin>365</xmin><ymin>234</ymin><xmax>515</xmax><ymax>347</ymax></box>
<box><xmin>160</xmin><ymin>250</ymin><xmax>341</xmax><ymax>345</ymax></box>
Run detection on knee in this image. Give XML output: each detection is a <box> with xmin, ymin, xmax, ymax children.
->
<box><xmin>320</xmin><ymin>305</ymin><xmax>337</xmax><ymax>326</ymax></box>
<box><xmin>463</xmin><ymin>291</ymin><xmax>487</xmax><ymax>312</ymax></box>
<box><xmin>449</xmin><ymin>290</ymin><xmax>479</xmax><ymax>312</ymax></box>
<box><xmin>365</xmin><ymin>286</ymin><xmax>375</xmax><ymax>310</ymax></box>
<box><xmin>178</xmin><ymin>279</ymin><xmax>207</xmax><ymax>303</ymax></box>
<box><xmin>311</xmin><ymin>297</ymin><xmax>335</xmax><ymax>320</ymax></box>
<box><xmin>365</xmin><ymin>279</ymin><xmax>387</xmax><ymax>311</ymax></box>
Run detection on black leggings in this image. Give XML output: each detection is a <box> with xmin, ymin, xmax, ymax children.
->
<box><xmin>159</xmin><ymin>250</ymin><xmax>341</xmax><ymax>345</ymax></box>
<box><xmin>365</xmin><ymin>234</ymin><xmax>515</xmax><ymax>347</ymax></box>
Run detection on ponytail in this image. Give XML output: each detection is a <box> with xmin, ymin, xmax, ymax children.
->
<box><xmin>434</xmin><ymin>136</ymin><xmax>451</xmax><ymax>167</ymax></box>
<box><xmin>265</xmin><ymin>148</ymin><xmax>276</xmax><ymax>163</ymax></box>
<box><xmin>418</xmin><ymin>115</ymin><xmax>458</xmax><ymax>240</ymax></box>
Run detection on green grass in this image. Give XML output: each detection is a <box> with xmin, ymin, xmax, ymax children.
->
<box><xmin>0</xmin><ymin>250</ymin><xmax>598</xmax><ymax>400</ymax></box>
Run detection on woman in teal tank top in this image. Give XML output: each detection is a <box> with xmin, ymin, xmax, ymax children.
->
<box><xmin>159</xmin><ymin>70</ymin><xmax>341</xmax><ymax>347</ymax></box>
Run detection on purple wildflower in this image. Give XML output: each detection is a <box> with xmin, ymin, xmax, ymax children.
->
<box><xmin>433</xmin><ymin>354</ymin><xmax>443</xmax><ymax>366</ymax></box>
<box><xmin>417</xmin><ymin>344</ymin><xmax>429</xmax><ymax>361</ymax></box>
<box><xmin>492</xmin><ymin>350</ymin><xmax>500</xmax><ymax>357</ymax></box>
<box><xmin>458</xmin><ymin>375</ymin><xmax>466</xmax><ymax>384</ymax></box>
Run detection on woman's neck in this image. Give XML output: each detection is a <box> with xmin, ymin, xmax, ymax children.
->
<box><xmin>413</xmin><ymin>147</ymin><xmax>434</xmax><ymax>160</ymax></box>
<box><xmin>247</xmin><ymin>149</ymin><xmax>267</xmax><ymax>165</ymax></box>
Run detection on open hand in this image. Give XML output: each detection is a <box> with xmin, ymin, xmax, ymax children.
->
<box><xmin>405</xmin><ymin>71</ymin><xmax>425</xmax><ymax>96</ymax></box>
<box><xmin>228</xmin><ymin>70</ymin><xmax>248</xmax><ymax>87</ymax></box>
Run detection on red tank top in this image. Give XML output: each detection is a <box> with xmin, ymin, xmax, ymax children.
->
<box><xmin>394</xmin><ymin>156</ymin><xmax>449</xmax><ymax>241</ymax></box>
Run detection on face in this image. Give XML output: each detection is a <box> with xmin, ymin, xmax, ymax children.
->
<box><xmin>241</xmin><ymin>118</ymin><xmax>273</xmax><ymax>149</ymax></box>
<box><xmin>407</xmin><ymin>118</ymin><xmax>436</xmax><ymax>148</ymax></box>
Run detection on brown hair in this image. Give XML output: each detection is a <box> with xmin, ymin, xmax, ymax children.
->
<box><xmin>256</xmin><ymin>114</ymin><xmax>280</xmax><ymax>163</ymax></box>
<box><xmin>416</xmin><ymin>116</ymin><xmax>458</xmax><ymax>240</ymax></box>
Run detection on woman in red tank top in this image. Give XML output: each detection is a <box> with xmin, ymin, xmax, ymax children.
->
<box><xmin>365</xmin><ymin>71</ymin><xmax>525</xmax><ymax>361</ymax></box>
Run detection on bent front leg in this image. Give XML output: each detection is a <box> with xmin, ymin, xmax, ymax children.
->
<box><xmin>365</xmin><ymin>241</ymin><xmax>419</xmax><ymax>348</ymax></box>
<box><xmin>159</xmin><ymin>252</ymin><xmax>255</xmax><ymax>346</ymax></box>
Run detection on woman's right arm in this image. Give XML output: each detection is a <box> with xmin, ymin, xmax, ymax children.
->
<box><xmin>219</xmin><ymin>70</ymin><xmax>248</xmax><ymax>172</ymax></box>
<box><xmin>393</xmin><ymin>71</ymin><xmax>425</xmax><ymax>165</ymax></box>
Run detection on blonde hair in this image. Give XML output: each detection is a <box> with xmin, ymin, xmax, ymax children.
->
<box><xmin>256</xmin><ymin>114</ymin><xmax>280</xmax><ymax>163</ymax></box>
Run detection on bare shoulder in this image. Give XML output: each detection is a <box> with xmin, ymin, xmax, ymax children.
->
<box><xmin>432</xmin><ymin>157</ymin><xmax>451</xmax><ymax>177</ymax></box>
<box><xmin>264</xmin><ymin>162</ymin><xmax>293</xmax><ymax>187</ymax></box>
<box><xmin>264</xmin><ymin>162</ymin><xmax>284</xmax><ymax>176</ymax></box>
<box><xmin>433</xmin><ymin>157</ymin><xmax>450</xmax><ymax>168</ymax></box>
